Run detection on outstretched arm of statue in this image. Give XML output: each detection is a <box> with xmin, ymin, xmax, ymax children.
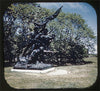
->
<box><xmin>34</xmin><ymin>6</ymin><xmax>63</xmax><ymax>26</ymax></box>
<box><xmin>45</xmin><ymin>6</ymin><xmax>63</xmax><ymax>23</ymax></box>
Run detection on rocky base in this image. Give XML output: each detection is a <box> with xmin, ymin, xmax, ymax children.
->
<box><xmin>13</xmin><ymin>61</ymin><xmax>53</xmax><ymax>70</ymax></box>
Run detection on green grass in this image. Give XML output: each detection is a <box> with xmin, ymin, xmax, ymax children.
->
<box><xmin>4</xmin><ymin>57</ymin><xmax>97</xmax><ymax>89</ymax></box>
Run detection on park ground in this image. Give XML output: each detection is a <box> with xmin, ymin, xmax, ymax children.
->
<box><xmin>4</xmin><ymin>57</ymin><xmax>97</xmax><ymax>89</ymax></box>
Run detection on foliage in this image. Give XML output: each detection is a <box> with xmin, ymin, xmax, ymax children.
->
<box><xmin>4</xmin><ymin>3</ymin><xmax>52</xmax><ymax>63</ymax></box>
<box><xmin>3</xmin><ymin>3</ymin><xmax>96</xmax><ymax>64</ymax></box>
<box><xmin>67</xmin><ymin>40</ymin><xmax>88</xmax><ymax>63</ymax></box>
<box><xmin>48</xmin><ymin>12</ymin><xmax>95</xmax><ymax>63</ymax></box>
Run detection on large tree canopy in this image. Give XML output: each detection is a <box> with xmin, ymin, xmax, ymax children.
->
<box><xmin>3</xmin><ymin>3</ymin><xmax>96</xmax><ymax>64</ymax></box>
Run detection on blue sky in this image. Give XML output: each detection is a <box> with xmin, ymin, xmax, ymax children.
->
<box><xmin>38</xmin><ymin>2</ymin><xmax>97</xmax><ymax>54</ymax></box>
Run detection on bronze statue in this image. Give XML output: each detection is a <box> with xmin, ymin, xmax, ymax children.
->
<box><xmin>14</xmin><ymin>6</ymin><xmax>63</xmax><ymax>69</ymax></box>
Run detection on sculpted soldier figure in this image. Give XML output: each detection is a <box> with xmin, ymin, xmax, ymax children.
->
<box><xmin>14</xmin><ymin>6</ymin><xmax>63</xmax><ymax>69</ymax></box>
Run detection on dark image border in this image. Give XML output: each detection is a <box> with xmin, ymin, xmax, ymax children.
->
<box><xmin>0</xmin><ymin>0</ymin><xmax>99</xmax><ymax>90</ymax></box>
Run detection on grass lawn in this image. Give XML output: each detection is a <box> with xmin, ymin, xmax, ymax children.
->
<box><xmin>4</xmin><ymin>57</ymin><xmax>97</xmax><ymax>89</ymax></box>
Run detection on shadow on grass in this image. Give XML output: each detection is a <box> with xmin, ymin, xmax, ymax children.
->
<box><xmin>53</xmin><ymin>60</ymin><xmax>93</xmax><ymax>67</ymax></box>
<box><xmin>4</xmin><ymin>62</ymin><xmax>15</xmax><ymax>67</ymax></box>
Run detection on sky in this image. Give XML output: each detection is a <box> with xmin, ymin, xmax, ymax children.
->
<box><xmin>38</xmin><ymin>2</ymin><xmax>97</xmax><ymax>54</ymax></box>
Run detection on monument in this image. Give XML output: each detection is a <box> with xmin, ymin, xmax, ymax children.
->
<box><xmin>13</xmin><ymin>6</ymin><xmax>63</xmax><ymax>70</ymax></box>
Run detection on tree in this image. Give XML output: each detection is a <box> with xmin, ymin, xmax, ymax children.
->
<box><xmin>48</xmin><ymin>12</ymin><xmax>96</xmax><ymax>63</ymax></box>
<box><xmin>3</xmin><ymin>3</ymin><xmax>96</xmax><ymax>65</ymax></box>
<box><xmin>56</xmin><ymin>13</ymin><xmax>96</xmax><ymax>52</ymax></box>
<box><xmin>3</xmin><ymin>12</ymin><xmax>15</xmax><ymax>64</ymax></box>
<box><xmin>67</xmin><ymin>40</ymin><xmax>88</xmax><ymax>63</ymax></box>
<box><xmin>3</xmin><ymin>3</ymin><xmax>55</xmax><ymax>63</ymax></box>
